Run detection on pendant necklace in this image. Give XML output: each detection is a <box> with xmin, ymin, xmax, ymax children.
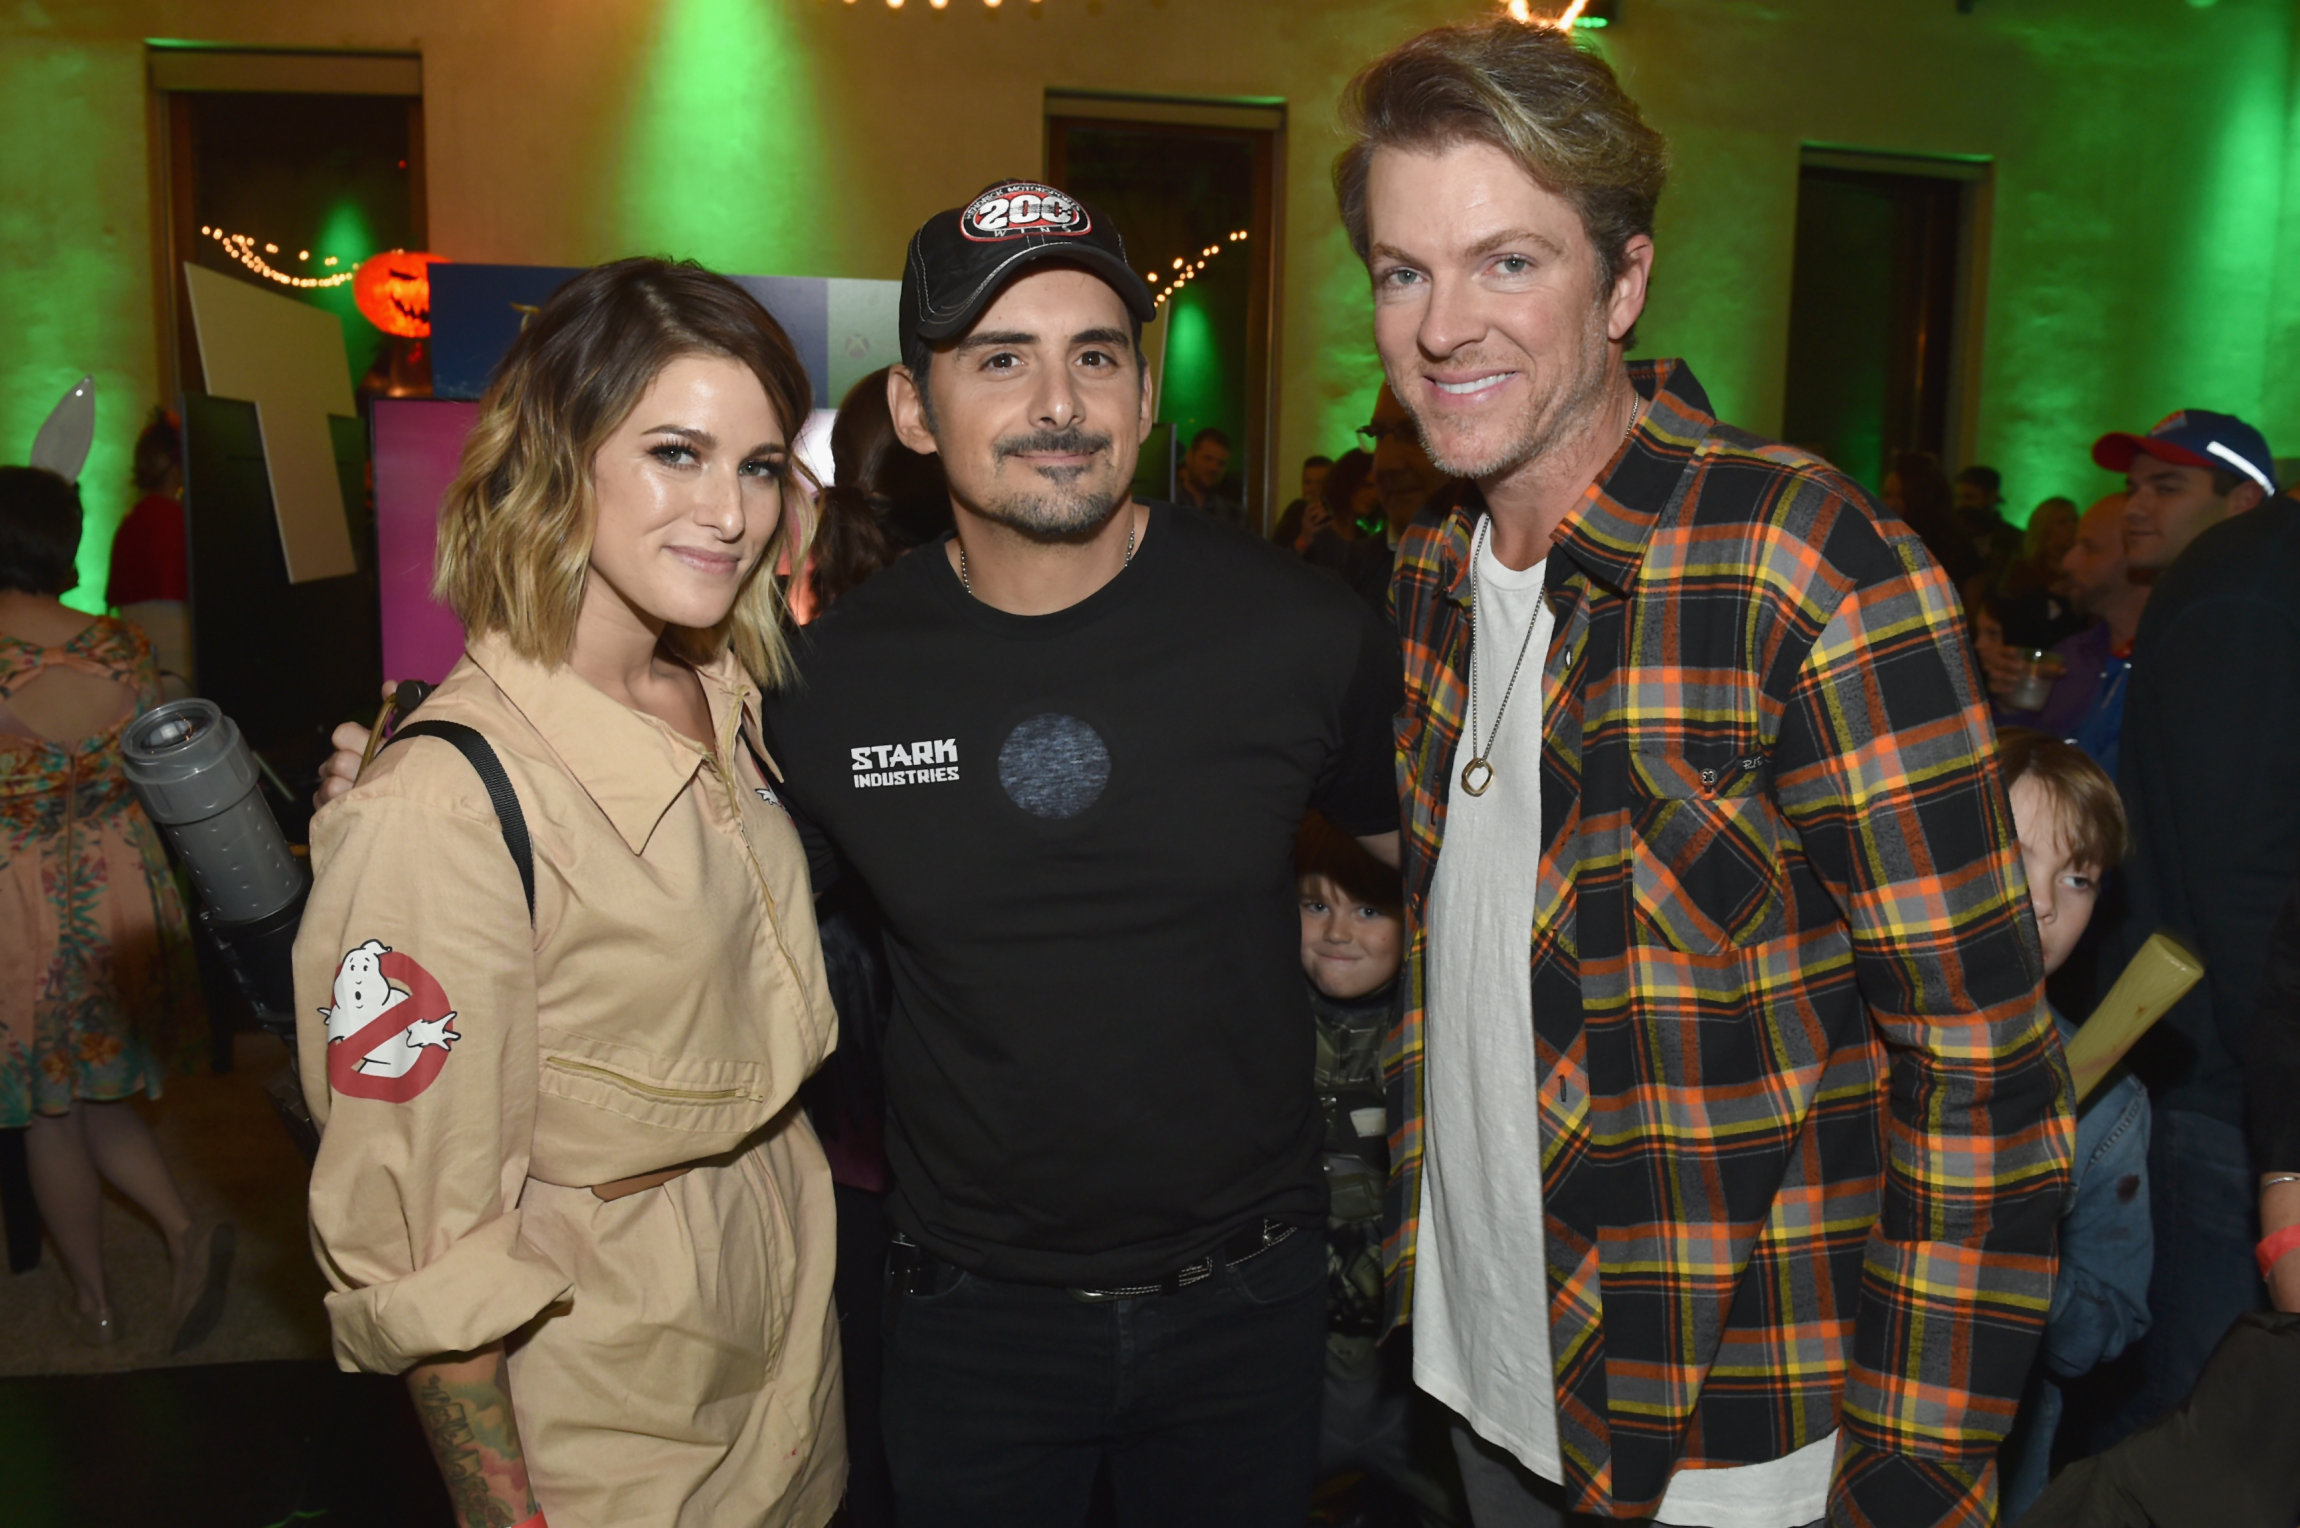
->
<box><xmin>1458</xmin><ymin>396</ymin><xmax>1643</xmax><ymax>799</ymax></box>
<box><xmin>959</xmin><ymin>514</ymin><xmax>1135</xmax><ymax>598</ymax></box>
<box><xmin>1457</xmin><ymin>511</ymin><xmax>1539</xmax><ymax>799</ymax></box>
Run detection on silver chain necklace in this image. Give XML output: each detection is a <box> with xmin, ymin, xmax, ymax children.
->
<box><xmin>1458</xmin><ymin>397</ymin><xmax>1642</xmax><ymax>798</ymax></box>
<box><xmin>1458</xmin><ymin>512</ymin><xmax>1541</xmax><ymax>799</ymax></box>
<box><xmin>959</xmin><ymin>515</ymin><xmax>1136</xmax><ymax>598</ymax></box>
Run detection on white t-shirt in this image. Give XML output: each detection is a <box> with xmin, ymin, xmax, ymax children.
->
<box><xmin>1413</xmin><ymin>519</ymin><xmax>1836</xmax><ymax>1528</ymax></box>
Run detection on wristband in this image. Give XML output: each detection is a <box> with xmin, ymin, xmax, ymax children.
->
<box><xmin>510</xmin><ymin>1513</ymin><xmax>547</xmax><ymax>1528</ymax></box>
<box><xmin>2255</xmin><ymin>1224</ymin><xmax>2300</xmax><ymax>1281</ymax></box>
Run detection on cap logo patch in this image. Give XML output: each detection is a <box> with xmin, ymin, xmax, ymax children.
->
<box><xmin>962</xmin><ymin>182</ymin><xmax>1088</xmax><ymax>242</ymax></box>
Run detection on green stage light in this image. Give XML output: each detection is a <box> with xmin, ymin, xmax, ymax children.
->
<box><xmin>619</xmin><ymin>0</ymin><xmax>823</xmax><ymax>275</ymax></box>
<box><xmin>1162</xmin><ymin>291</ymin><xmax>1219</xmax><ymax>422</ymax></box>
<box><xmin>2</xmin><ymin>41</ymin><xmax>143</xmax><ymax>610</ymax></box>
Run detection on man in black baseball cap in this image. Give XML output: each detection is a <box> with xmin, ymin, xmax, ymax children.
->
<box><xmin>899</xmin><ymin>180</ymin><xmax>1156</xmax><ymax>349</ymax></box>
<box><xmin>2098</xmin><ymin>401</ymin><xmax>2299</xmax><ymax>1439</ymax></box>
<box><xmin>878</xmin><ymin>180</ymin><xmax>1158</xmax><ymax>589</ymax></box>
<box><xmin>762</xmin><ymin>182</ymin><xmax>1406</xmax><ymax>1524</ymax></box>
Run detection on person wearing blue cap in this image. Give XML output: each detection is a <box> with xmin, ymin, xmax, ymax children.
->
<box><xmin>2094</xmin><ymin>408</ymin><xmax>2279</xmax><ymax>576</ymax></box>
<box><xmin>2093</xmin><ymin>406</ymin><xmax>2300</xmax><ymax>1440</ymax></box>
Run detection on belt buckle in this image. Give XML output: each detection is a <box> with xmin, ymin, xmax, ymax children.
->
<box><xmin>887</xmin><ymin>1235</ymin><xmax>941</xmax><ymax>1297</ymax></box>
<box><xmin>1067</xmin><ymin>1231</ymin><xmax>1272</xmax><ymax>1302</ymax></box>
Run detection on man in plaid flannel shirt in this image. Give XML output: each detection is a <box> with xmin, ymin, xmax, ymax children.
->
<box><xmin>1335</xmin><ymin>22</ymin><xmax>2074</xmax><ymax>1528</ymax></box>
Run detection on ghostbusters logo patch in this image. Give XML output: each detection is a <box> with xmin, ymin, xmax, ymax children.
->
<box><xmin>961</xmin><ymin>182</ymin><xmax>1087</xmax><ymax>242</ymax></box>
<box><xmin>322</xmin><ymin>940</ymin><xmax>462</xmax><ymax>1103</ymax></box>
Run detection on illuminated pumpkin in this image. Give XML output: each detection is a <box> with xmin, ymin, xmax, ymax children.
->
<box><xmin>353</xmin><ymin>251</ymin><xmax>447</xmax><ymax>338</ymax></box>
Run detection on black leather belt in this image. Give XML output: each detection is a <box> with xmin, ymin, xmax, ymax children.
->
<box><xmin>1071</xmin><ymin>1218</ymin><xmax>1300</xmax><ymax>1301</ymax></box>
<box><xmin>889</xmin><ymin>1219</ymin><xmax>1300</xmax><ymax>1303</ymax></box>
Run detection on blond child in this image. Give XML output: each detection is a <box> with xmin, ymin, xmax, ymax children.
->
<box><xmin>1997</xmin><ymin>729</ymin><xmax>2153</xmax><ymax>1517</ymax></box>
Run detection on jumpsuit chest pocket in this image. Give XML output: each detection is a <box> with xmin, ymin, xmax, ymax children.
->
<box><xmin>1627</xmin><ymin>743</ymin><xmax>1787</xmax><ymax>955</ymax></box>
<box><xmin>536</xmin><ymin>1029</ymin><xmax>773</xmax><ymax>1136</ymax></box>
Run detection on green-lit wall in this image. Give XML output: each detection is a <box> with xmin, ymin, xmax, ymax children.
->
<box><xmin>4</xmin><ymin>0</ymin><xmax>2295</xmax><ymax>602</ymax></box>
<box><xmin>1605</xmin><ymin>0</ymin><xmax>2300</xmax><ymax>519</ymax></box>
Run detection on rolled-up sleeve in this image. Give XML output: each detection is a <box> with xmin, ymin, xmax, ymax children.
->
<box><xmin>293</xmin><ymin>781</ymin><xmax>571</xmax><ymax>1374</ymax></box>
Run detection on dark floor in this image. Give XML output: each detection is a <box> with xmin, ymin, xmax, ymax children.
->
<box><xmin>0</xmin><ymin>1354</ymin><xmax>1443</xmax><ymax>1528</ymax></box>
<box><xmin>0</xmin><ymin>1359</ymin><xmax>451</xmax><ymax>1528</ymax></box>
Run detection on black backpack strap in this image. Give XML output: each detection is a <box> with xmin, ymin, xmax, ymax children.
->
<box><xmin>386</xmin><ymin>720</ymin><xmax>536</xmax><ymax>925</ymax></box>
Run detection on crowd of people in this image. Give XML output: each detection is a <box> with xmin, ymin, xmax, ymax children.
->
<box><xmin>5</xmin><ymin>12</ymin><xmax>2300</xmax><ymax>1528</ymax></box>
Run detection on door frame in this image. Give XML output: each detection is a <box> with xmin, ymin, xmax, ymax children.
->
<box><xmin>1046</xmin><ymin>91</ymin><xmax>1285</xmax><ymax>527</ymax></box>
<box><xmin>1794</xmin><ymin>143</ymin><xmax>1994</xmax><ymax>476</ymax></box>
<box><xmin>146</xmin><ymin>44</ymin><xmax>427</xmax><ymax>404</ymax></box>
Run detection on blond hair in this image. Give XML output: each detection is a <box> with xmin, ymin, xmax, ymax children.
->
<box><xmin>434</xmin><ymin>257</ymin><xmax>813</xmax><ymax>688</ymax></box>
<box><xmin>1334</xmin><ymin>20</ymin><xmax>1669</xmax><ymax>303</ymax></box>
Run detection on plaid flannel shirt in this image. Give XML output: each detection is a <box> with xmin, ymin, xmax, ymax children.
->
<box><xmin>1385</xmin><ymin>360</ymin><xmax>2073</xmax><ymax>1527</ymax></box>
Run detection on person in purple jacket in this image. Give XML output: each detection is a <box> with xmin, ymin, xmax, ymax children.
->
<box><xmin>1985</xmin><ymin>493</ymin><xmax>2149</xmax><ymax>774</ymax></box>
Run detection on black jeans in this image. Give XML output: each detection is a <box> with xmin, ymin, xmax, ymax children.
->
<box><xmin>881</xmin><ymin>1224</ymin><xmax>1326</xmax><ymax>1528</ymax></box>
<box><xmin>834</xmin><ymin>1183</ymin><xmax>896</xmax><ymax>1528</ymax></box>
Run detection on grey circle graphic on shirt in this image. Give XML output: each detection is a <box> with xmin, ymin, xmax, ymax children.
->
<box><xmin>997</xmin><ymin>713</ymin><xmax>1111</xmax><ymax>820</ymax></box>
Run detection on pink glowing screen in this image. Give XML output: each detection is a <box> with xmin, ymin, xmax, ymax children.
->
<box><xmin>371</xmin><ymin>398</ymin><xmax>479</xmax><ymax>686</ymax></box>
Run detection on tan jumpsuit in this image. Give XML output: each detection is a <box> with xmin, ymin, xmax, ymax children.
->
<box><xmin>294</xmin><ymin>635</ymin><xmax>844</xmax><ymax>1527</ymax></box>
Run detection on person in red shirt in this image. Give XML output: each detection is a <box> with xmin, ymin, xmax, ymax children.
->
<box><xmin>107</xmin><ymin>409</ymin><xmax>191</xmax><ymax>694</ymax></box>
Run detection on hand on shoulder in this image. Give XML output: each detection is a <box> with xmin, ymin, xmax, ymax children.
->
<box><xmin>313</xmin><ymin>681</ymin><xmax>398</xmax><ymax>809</ymax></box>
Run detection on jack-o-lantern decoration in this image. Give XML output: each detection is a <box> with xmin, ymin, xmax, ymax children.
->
<box><xmin>353</xmin><ymin>251</ymin><xmax>447</xmax><ymax>338</ymax></box>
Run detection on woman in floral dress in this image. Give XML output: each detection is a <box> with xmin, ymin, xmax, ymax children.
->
<box><xmin>0</xmin><ymin>465</ymin><xmax>227</xmax><ymax>1350</ymax></box>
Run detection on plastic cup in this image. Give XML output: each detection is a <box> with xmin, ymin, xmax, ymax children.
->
<box><xmin>2008</xmin><ymin>649</ymin><xmax>2055</xmax><ymax>712</ymax></box>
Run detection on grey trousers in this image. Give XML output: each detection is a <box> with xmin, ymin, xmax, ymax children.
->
<box><xmin>1450</xmin><ymin>1422</ymin><xmax>1825</xmax><ymax>1528</ymax></box>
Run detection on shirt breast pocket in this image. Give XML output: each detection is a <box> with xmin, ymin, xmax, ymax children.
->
<box><xmin>1628</xmin><ymin>744</ymin><xmax>1787</xmax><ymax>955</ymax></box>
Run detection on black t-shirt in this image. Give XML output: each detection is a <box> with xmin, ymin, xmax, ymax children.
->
<box><xmin>764</xmin><ymin>503</ymin><xmax>1402</xmax><ymax>1285</ymax></box>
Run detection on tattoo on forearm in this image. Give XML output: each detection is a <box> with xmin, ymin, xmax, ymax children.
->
<box><xmin>410</xmin><ymin>1351</ymin><xmax>536</xmax><ymax>1528</ymax></box>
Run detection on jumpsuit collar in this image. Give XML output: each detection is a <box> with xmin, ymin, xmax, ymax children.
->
<box><xmin>464</xmin><ymin>632</ymin><xmax>756</xmax><ymax>855</ymax></box>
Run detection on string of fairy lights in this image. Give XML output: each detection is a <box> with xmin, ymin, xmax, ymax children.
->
<box><xmin>204</xmin><ymin>0</ymin><xmax>1569</xmax><ymax>305</ymax></box>
<box><xmin>1504</xmin><ymin>0</ymin><xmax>1596</xmax><ymax>26</ymax></box>
<box><xmin>836</xmin><ymin>1</ymin><xmax>1592</xmax><ymax>18</ymax></box>
<box><xmin>838</xmin><ymin>0</ymin><xmax>1591</xmax><ymax>17</ymax></box>
<box><xmin>1149</xmin><ymin>229</ymin><xmax>1248</xmax><ymax>309</ymax></box>
<box><xmin>197</xmin><ymin>225</ymin><xmax>359</xmax><ymax>290</ymax></box>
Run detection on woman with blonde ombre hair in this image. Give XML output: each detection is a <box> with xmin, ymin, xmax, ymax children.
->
<box><xmin>295</xmin><ymin>257</ymin><xmax>844</xmax><ymax>1527</ymax></box>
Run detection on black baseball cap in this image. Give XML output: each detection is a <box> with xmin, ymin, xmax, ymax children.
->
<box><xmin>899</xmin><ymin>180</ymin><xmax>1157</xmax><ymax>350</ymax></box>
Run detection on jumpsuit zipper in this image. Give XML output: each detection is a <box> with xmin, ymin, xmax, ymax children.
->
<box><xmin>539</xmin><ymin>1054</ymin><xmax>762</xmax><ymax>1104</ymax></box>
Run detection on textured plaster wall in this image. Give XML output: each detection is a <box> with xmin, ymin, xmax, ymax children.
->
<box><xmin>1608</xmin><ymin>0</ymin><xmax>2297</xmax><ymax>510</ymax></box>
<box><xmin>2</xmin><ymin>30</ymin><xmax>157</xmax><ymax>600</ymax></box>
<box><xmin>3</xmin><ymin>0</ymin><xmax>2293</xmax><ymax>604</ymax></box>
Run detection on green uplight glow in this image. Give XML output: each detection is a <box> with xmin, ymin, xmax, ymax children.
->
<box><xmin>1306</xmin><ymin>223</ymin><xmax>1381</xmax><ymax>462</ymax></box>
<box><xmin>617</xmin><ymin>0</ymin><xmax>824</xmax><ymax>273</ymax></box>
<box><xmin>1984</xmin><ymin>2</ymin><xmax>2290</xmax><ymax>516</ymax></box>
<box><xmin>2</xmin><ymin>42</ymin><xmax>145</xmax><ymax>612</ymax></box>
<box><xmin>2156</xmin><ymin>26</ymin><xmax>2284</xmax><ymax>431</ymax></box>
<box><xmin>1159</xmin><ymin>288</ymin><xmax>1238</xmax><ymax>454</ymax></box>
<box><xmin>307</xmin><ymin>200</ymin><xmax>377</xmax><ymax>391</ymax></box>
